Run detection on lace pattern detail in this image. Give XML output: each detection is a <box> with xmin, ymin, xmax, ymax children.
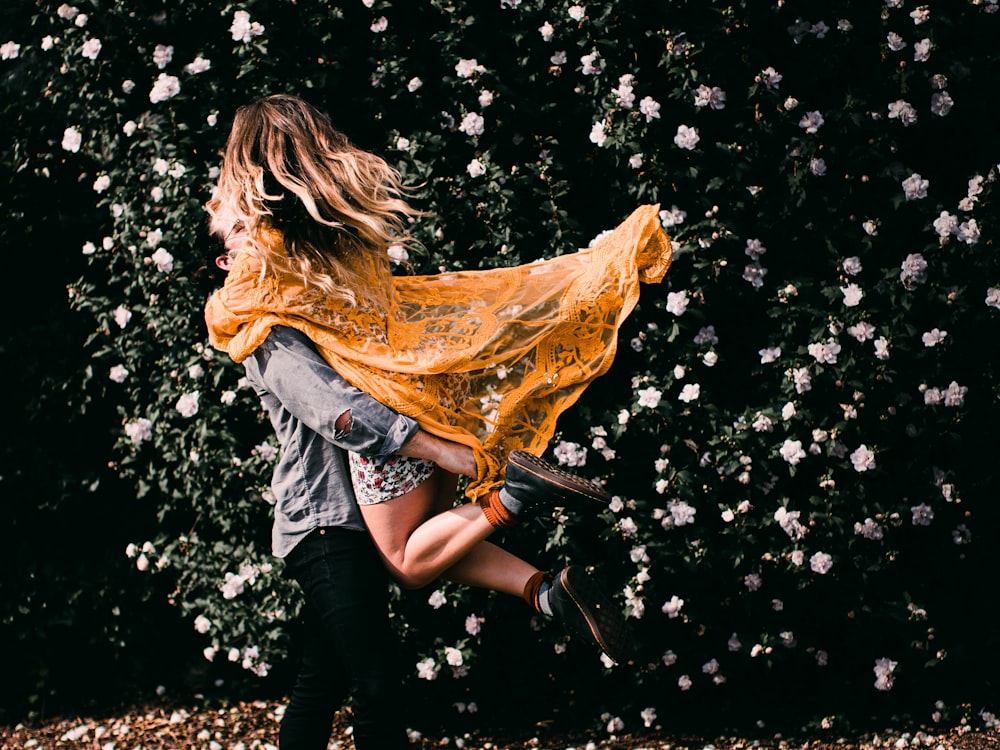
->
<box><xmin>206</xmin><ymin>204</ymin><xmax>672</xmax><ymax>498</ymax></box>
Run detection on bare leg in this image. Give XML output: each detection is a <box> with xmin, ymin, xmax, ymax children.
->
<box><xmin>359</xmin><ymin>469</ymin><xmax>541</xmax><ymax>595</ymax></box>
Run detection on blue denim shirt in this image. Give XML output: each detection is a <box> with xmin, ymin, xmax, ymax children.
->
<box><xmin>241</xmin><ymin>326</ymin><xmax>420</xmax><ymax>558</ymax></box>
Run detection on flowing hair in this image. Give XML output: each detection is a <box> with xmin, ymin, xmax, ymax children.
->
<box><xmin>206</xmin><ymin>94</ymin><xmax>423</xmax><ymax>310</ymax></box>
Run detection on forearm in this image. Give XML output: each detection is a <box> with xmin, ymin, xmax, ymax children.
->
<box><xmin>399</xmin><ymin>429</ymin><xmax>477</xmax><ymax>478</ymax></box>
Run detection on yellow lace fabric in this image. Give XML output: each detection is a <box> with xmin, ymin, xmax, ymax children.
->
<box><xmin>205</xmin><ymin>204</ymin><xmax>671</xmax><ymax>499</ymax></box>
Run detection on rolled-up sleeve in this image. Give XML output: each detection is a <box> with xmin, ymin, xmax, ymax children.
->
<box><xmin>243</xmin><ymin>326</ymin><xmax>418</xmax><ymax>459</ymax></box>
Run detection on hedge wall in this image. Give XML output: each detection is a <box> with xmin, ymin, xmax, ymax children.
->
<box><xmin>3</xmin><ymin>0</ymin><xmax>999</xmax><ymax>735</ymax></box>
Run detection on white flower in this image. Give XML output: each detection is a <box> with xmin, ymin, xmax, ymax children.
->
<box><xmin>807</xmin><ymin>339</ymin><xmax>841</xmax><ymax>365</ymax></box>
<box><xmin>985</xmin><ymin>288</ymin><xmax>1000</xmax><ymax>310</ymax></box>
<box><xmin>184</xmin><ymin>56</ymin><xmax>211</xmax><ymax>75</ymax></box>
<box><xmin>665</xmin><ymin>290</ymin><xmax>688</xmax><ymax>316</ymax></box>
<box><xmin>588</xmin><ymin>119</ymin><xmax>607</xmax><ymax>146</ymax></box>
<box><xmin>913</xmin><ymin>38</ymin><xmax>932</xmax><ymax>61</ymax></box>
<box><xmin>553</xmin><ymin>440</ymin><xmax>587</xmax><ymax>467</ymax></box>
<box><xmin>790</xmin><ymin>366</ymin><xmax>812</xmax><ymax>393</ymax></box>
<box><xmin>678</xmin><ymin>675</ymin><xmax>692</xmax><ymax>691</ymax></box>
<box><xmin>661</xmin><ymin>595</ymin><xmax>684</xmax><ymax>618</ymax></box>
<box><xmin>886</xmin><ymin>31</ymin><xmax>906</xmax><ymax>52</ymax></box>
<box><xmin>458</xmin><ymin>112</ymin><xmax>485</xmax><ymax>136</ymax></box>
<box><xmin>41</xmin><ymin>36</ymin><xmax>55</xmax><ymax>51</ymax></box>
<box><xmin>678</xmin><ymin>383</ymin><xmax>700</xmax><ymax>403</ymax></box>
<box><xmin>659</xmin><ymin>205</ymin><xmax>687</xmax><ymax>227</ymax></box>
<box><xmin>759</xmin><ymin>346</ymin><xmax>781</xmax><ymax>364</ymax></box>
<box><xmin>465</xmin><ymin>614</ymin><xmax>483</xmax><ymax>635</ymax></box>
<box><xmin>80</xmin><ymin>37</ymin><xmax>101</xmax><ymax>60</ymax></box>
<box><xmin>1</xmin><ymin>41</ymin><xmax>20</xmax><ymax>60</ymax></box>
<box><xmin>850</xmin><ymin>444</ymin><xmax>876</xmax><ymax>472</ymax></box>
<box><xmin>745</xmin><ymin>238</ymin><xmax>767</xmax><ymax>260</ymax></box>
<box><xmin>580</xmin><ymin>50</ymin><xmax>602</xmax><ymax>75</ymax></box>
<box><xmin>455</xmin><ymin>58</ymin><xmax>484</xmax><ymax>78</ymax></box>
<box><xmin>407</xmin><ymin>77</ymin><xmax>423</xmax><ymax>92</ymax></box>
<box><xmin>175</xmin><ymin>391</ymin><xmax>200</xmax><ymax>418</ymax></box>
<box><xmin>416</xmin><ymin>657</ymin><xmax>439</xmax><ymax>680</ymax></box>
<box><xmin>841</xmin><ymin>283</ymin><xmax>863</xmax><ymax>307</ymax></box>
<box><xmin>152</xmin><ymin>43</ymin><xmax>173</xmax><ymax>69</ymax></box>
<box><xmin>194</xmin><ymin>615</ymin><xmax>212</xmax><ymax>634</ymax></box>
<box><xmin>639</xmin><ymin>96</ymin><xmax>661</xmax><ymax>122</ymax></box>
<box><xmin>62</xmin><ymin>126</ymin><xmax>82</xmax><ymax>153</ymax></box>
<box><xmin>109</xmin><ymin>365</ymin><xmax>129</xmax><ymax>383</ymax></box>
<box><xmin>395</xmin><ymin>136</ymin><xmax>410</xmax><ymax>151</ymax></box>
<box><xmin>887</xmin><ymin>99</ymin><xmax>918</xmax><ymax>126</ymax></box>
<box><xmin>847</xmin><ymin>321</ymin><xmax>876</xmax><ymax>342</ymax></box>
<box><xmin>220</xmin><ymin>572</ymin><xmax>246</xmax><ymax>599</ymax></box>
<box><xmin>752</xmin><ymin>414</ymin><xmax>773</xmax><ymax>432</ymax></box>
<box><xmin>670</xmin><ymin>500</ymin><xmax>696</xmax><ymax>526</ymax></box>
<box><xmin>809</xmin><ymin>158</ymin><xmax>826</xmax><ymax>176</ymax></box>
<box><xmin>444</xmin><ymin>646</ymin><xmax>464</xmax><ymax>667</ymax></box>
<box><xmin>122</xmin><ymin>79</ymin><xmax>135</xmax><ymax>94</ymax></box>
<box><xmin>900</xmin><ymin>252</ymin><xmax>928</xmax><ymax>286</ymax></box>
<box><xmin>550</xmin><ymin>50</ymin><xmax>567</xmax><ymax>65</ymax></box>
<box><xmin>57</xmin><ymin>4</ymin><xmax>79</xmax><ymax>20</ymax></box>
<box><xmin>370</xmin><ymin>16</ymin><xmax>388</xmax><ymax>32</ymax></box>
<box><xmin>220</xmin><ymin>390</ymin><xmax>237</xmax><ymax>406</ymax></box>
<box><xmin>931</xmin><ymin>91</ymin><xmax>954</xmax><ymax>117</ymax></box>
<box><xmin>911</xmin><ymin>503</ymin><xmax>934</xmax><ymax>526</ymax></box>
<box><xmin>798</xmin><ymin>110</ymin><xmax>824</xmax><ymax>133</ymax></box>
<box><xmin>568</xmin><ymin>5</ymin><xmax>586</xmax><ymax>21</ymax></box>
<box><xmin>693</xmin><ymin>84</ymin><xmax>726</xmax><ymax>110</ymax></box>
<box><xmin>775</xmin><ymin>507</ymin><xmax>808</xmax><ymax>540</ymax></box>
<box><xmin>921</xmin><ymin>328</ymin><xmax>947</xmax><ymax>347</ymax></box>
<box><xmin>151</xmin><ymin>247</ymin><xmax>174</xmax><ymax>272</ymax></box>
<box><xmin>673</xmin><ymin>125</ymin><xmax>700</xmax><ymax>150</ymax></box>
<box><xmin>957</xmin><ymin>219</ymin><xmax>980</xmax><ymax>245</ymax></box>
<box><xmin>149</xmin><ymin>73</ymin><xmax>181</xmax><ymax>103</ymax></box>
<box><xmin>781</xmin><ymin>401</ymin><xmax>796</xmax><ymax>420</ymax></box>
<box><xmin>873</xmin><ymin>657</ymin><xmax>897</xmax><ymax>691</ymax></box>
<box><xmin>538</xmin><ymin>21</ymin><xmax>554</xmax><ymax>41</ymax></box>
<box><xmin>637</xmin><ymin>386</ymin><xmax>662</xmax><ymax>409</ymax></box>
<box><xmin>901</xmin><ymin>172</ymin><xmax>929</xmax><ymax>200</ymax></box>
<box><xmin>230</xmin><ymin>10</ymin><xmax>265</xmax><ymax>43</ymax></box>
<box><xmin>809</xmin><ymin>551</ymin><xmax>833</xmax><ymax>574</ymax></box>
<box><xmin>478</xmin><ymin>90</ymin><xmax>493</xmax><ymax>107</ymax></box>
<box><xmin>124</xmin><ymin>417</ymin><xmax>153</xmax><ymax>444</ymax></box>
<box><xmin>82</xmin><ymin>241</ymin><xmax>96</xmax><ymax>255</ymax></box>
<box><xmin>427</xmin><ymin>590</ymin><xmax>446</xmax><ymax>609</ymax></box>
<box><xmin>628</xmin><ymin>153</ymin><xmax>643</xmax><ymax>169</ymax></box>
<box><xmin>780</xmin><ymin>439</ymin><xmax>806</xmax><ymax>466</ymax></box>
<box><xmin>113</xmin><ymin>305</ymin><xmax>132</xmax><ymax>329</ymax></box>
<box><xmin>943</xmin><ymin>381</ymin><xmax>967</xmax><ymax>407</ymax></box>
<box><xmin>641</xmin><ymin>707</ymin><xmax>657</xmax><ymax>728</ymax></box>
<box><xmin>855</xmin><ymin>518</ymin><xmax>884</xmax><ymax>540</ymax></box>
<box><xmin>758</xmin><ymin>66</ymin><xmax>782</xmax><ymax>88</ymax></box>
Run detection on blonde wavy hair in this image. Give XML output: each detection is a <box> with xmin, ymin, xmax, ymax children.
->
<box><xmin>206</xmin><ymin>94</ymin><xmax>423</xmax><ymax>309</ymax></box>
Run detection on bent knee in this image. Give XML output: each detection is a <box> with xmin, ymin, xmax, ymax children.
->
<box><xmin>393</xmin><ymin>568</ymin><xmax>436</xmax><ymax>590</ymax></box>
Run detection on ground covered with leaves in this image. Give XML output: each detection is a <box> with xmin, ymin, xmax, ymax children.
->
<box><xmin>2</xmin><ymin>700</ymin><xmax>998</xmax><ymax>750</ymax></box>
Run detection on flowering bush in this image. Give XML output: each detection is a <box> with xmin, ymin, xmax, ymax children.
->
<box><xmin>4</xmin><ymin>0</ymin><xmax>1000</xmax><ymax>732</ymax></box>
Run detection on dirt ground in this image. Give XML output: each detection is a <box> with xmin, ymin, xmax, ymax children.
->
<box><xmin>2</xmin><ymin>700</ymin><xmax>998</xmax><ymax>750</ymax></box>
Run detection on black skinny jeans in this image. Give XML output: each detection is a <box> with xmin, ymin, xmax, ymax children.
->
<box><xmin>279</xmin><ymin>527</ymin><xmax>410</xmax><ymax>750</ymax></box>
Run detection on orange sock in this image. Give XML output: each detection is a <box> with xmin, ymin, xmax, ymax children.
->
<box><xmin>523</xmin><ymin>570</ymin><xmax>547</xmax><ymax>611</ymax></box>
<box><xmin>480</xmin><ymin>489</ymin><xmax>518</xmax><ymax>529</ymax></box>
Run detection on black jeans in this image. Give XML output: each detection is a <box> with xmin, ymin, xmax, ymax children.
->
<box><xmin>279</xmin><ymin>527</ymin><xmax>409</xmax><ymax>750</ymax></box>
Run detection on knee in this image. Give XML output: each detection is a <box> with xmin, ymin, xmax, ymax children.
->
<box><xmin>392</xmin><ymin>567</ymin><xmax>436</xmax><ymax>590</ymax></box>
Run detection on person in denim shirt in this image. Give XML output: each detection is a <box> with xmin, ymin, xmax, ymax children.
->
<box><xmin>241</xmin><ymin>324</ymin><xmax>474</xmax><ymax>748</ymax></box>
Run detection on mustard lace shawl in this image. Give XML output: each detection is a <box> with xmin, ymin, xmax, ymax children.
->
<box><xmin>205</xmin><ymin>204</ymin><xmax>671</xmax><ymax>499</ymax></box>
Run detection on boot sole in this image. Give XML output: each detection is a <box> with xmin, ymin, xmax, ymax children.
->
<box><xmin>508</xmin><ymin>450</ymin><xmax>611</xmax><ymax>505</ymax></box>
<box><xmin>559</xmin><ymin>566</ymin><xmax>633</xmax><ymax>665</ymax></box>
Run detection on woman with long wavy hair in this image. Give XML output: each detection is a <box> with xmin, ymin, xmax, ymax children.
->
<box><xmin>205</xmin><ymin>94</ymin><xmax>670</xmax><ymax>749</ymax></box>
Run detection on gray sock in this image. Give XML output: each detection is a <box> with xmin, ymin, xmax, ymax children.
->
<box><xmin>498</xmin><ymin>487</ymin><xmax>523</xmax><ymax>515</ymax></box>
<box><xmin>537</xmin><ymin>580</ymin><xmax>553</xmax><ymax>616</ymax></box>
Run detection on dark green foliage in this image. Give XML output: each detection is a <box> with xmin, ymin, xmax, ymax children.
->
<box><xmin>2</xmin><ymin>0</ymin><xmax>999</xmax><ymax>734</ymax></box>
